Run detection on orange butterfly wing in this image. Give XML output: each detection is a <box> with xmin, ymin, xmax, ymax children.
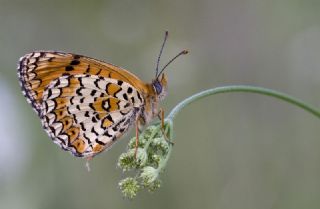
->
<box><xmin>18</xmin><ymin>51</ymin><xmax>149</xmax><ymax>157</ymax></box>
<box><xmin>18</xmin><ymin>51</ymin><xmax>149</xmax><ymax>116</ymax></box>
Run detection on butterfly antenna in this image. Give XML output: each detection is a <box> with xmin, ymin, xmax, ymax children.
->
<box><xmin>155</xmin><ymin>31</ymin><xmax>169</xmax><ymax>77</ymax></box>
<box><xmin>156</xmin><ymin>49</ymin><xmax>189</xmax><ymax>78</ymax></box>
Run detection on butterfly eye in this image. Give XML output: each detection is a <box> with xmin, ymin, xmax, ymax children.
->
<box><xmin>153</xmin><ymin>80</ymin><xmax>162</xmax><ymax>95</ymax></box>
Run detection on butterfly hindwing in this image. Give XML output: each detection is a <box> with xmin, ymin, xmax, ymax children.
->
<box><xmin>40</xmin><ymin>74</ymin><xmax>144</xmax><ymax>157</ymax></box>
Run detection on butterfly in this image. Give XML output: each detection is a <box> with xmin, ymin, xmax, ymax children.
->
<box><xmin>17</xmin><ymin>31</ymin><xmax>188</xmax><ymax>159</ymax></box>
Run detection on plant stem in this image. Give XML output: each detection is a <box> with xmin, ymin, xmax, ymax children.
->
<box><xmin>158</xmin><ymin>120</ymin><xmax>173</xmax><ymax>172</ymax></box>
<box><xmin>167</xmin><ymin>85</ymin><xmax>320</xmax><ymax>121</ymax></box>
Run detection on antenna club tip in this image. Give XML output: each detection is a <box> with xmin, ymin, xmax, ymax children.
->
<box><xmin>165</xmin><ymin>31</ymin><xmax>169</xmax><ymax>35</ymax></box>
<box><xmin>182</xmin><ymin>50</ymin><xmax>189</xmax><ymax>54</ymax></box>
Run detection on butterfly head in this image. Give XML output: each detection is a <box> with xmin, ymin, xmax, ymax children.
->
<box><xmin>152</xmin><ymin>73</ymin><xmax>168</xmax><ymax>101</ymax></box>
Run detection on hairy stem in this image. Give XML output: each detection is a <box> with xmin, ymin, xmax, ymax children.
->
<box><xmin>167</xmin><ymin>85</ymin><xmax>320</xmax><ymax>121</ymax></box>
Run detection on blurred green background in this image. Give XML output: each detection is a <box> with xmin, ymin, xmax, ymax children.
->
<box><xmin>1</xmin><ymin>0</ymin><xmax>320</xmax><ymax>208</ymax></box>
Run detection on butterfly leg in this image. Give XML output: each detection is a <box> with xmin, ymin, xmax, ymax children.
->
<box><xmin>134</xmin><ymin>119</ymin><xmax>139</xmax><ymax>159</ymax></box>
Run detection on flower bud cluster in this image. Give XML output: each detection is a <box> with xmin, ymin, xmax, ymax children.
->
<box><xmin>117</xmin><ymin>122</ymin><xmax>172</xmax><ymax>199</ymax></box>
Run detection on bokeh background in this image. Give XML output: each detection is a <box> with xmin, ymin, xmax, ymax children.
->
<box><xmin>1</xmin><ymin>0</ymin><xmax>320</xmax><ymax>208</ymax></box>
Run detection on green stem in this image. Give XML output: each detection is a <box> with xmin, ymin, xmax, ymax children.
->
<box><xmin>158</xmin><ymin>121</ymin><xmax>173</xmax><ymax>172</ymax></box>
<box><xmin>167</xmin><ymin>85</ymin><xmax>320</xmax><ymax>121</ymax></box>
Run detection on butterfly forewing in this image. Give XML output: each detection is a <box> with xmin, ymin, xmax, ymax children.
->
<box><xmin>18</xmin><ymin>51</ymin><xmax>146</xmax><ymax>157</ymax></box>
<box><xmin>18</xmin><ymin>51</ymin><xmax>148</xmax><ymax>116</ymax></box>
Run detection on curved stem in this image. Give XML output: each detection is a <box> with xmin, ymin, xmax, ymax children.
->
<box><xmin>158</xmin><ymin>120</ymin><xmax>173</xmax><ymax>172</ymax></box>
<box><xmin>167</xmin><ymin>85</ymin><xmax>320</xmax><ymax>121</ymax></box>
